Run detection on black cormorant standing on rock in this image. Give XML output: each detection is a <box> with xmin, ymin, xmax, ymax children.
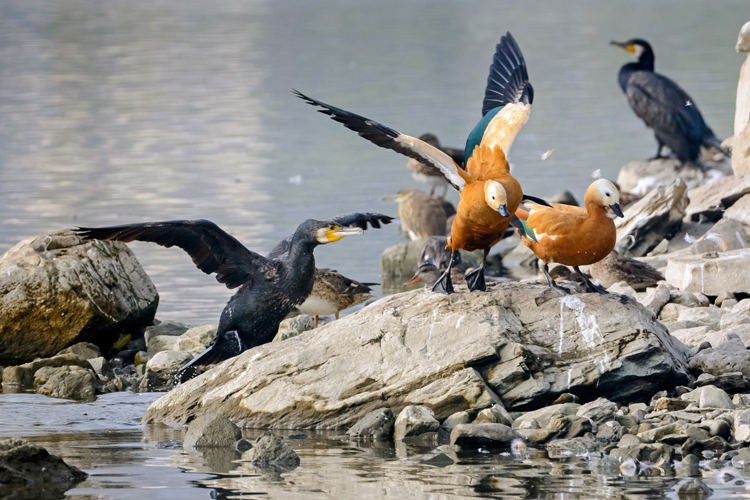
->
<box><xmin>76</xmin><ymin>213</ymin><xmax>392</xmax><ymax>381</ymax></box>
<box><xmin>611</xmin><ymin>38</ymin><xmax>724</xmax><ymax>166</ymax></box>
<box><xmin>266</xmin><ymin>235</ymin><xmax>379</xmax><ymax>327</ymax></box>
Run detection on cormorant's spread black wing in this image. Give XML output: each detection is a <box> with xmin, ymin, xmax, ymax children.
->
<box><xmin>321</xmin><ymin>212</ymin><xmax>394</xmax><ymax>231</ymax></box>
<box><xmin>294</xmin><ymin>90</ymin><xmax>468</xmax><ymax>192</ymax></box>
<box><xmin>76</xmin><ymin>220</ymin><xmax>277</xmax><ymax>290</ymax></box>
<box><xmin>267</xmin><ymin>212</ymin><xmax>394</xmax><ymax>261</ymax></box>
<box><xmin>483</xmin><ymin>32</ymin><xmax>533</xmax><ymax>116</ymax></box>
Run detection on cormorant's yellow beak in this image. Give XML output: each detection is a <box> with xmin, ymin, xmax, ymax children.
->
<box><xmin>383</xmin><ymin>195</ymin><xmax>399</xmax><ymax>201</ymax></box>
<box><xmin>326</xmin><ymin>225</ymin><xmax>363</xmax><ymax>242</ymax></box>
<box><xmin>609</xmin><ymin>203</ymin><xmax>624</xmax><ymax>218</ymax></box>
<box><xmin>497</xmin><ymin>204</ymin><xmax>510</xmax><ymax>217</ymax></box>
<box><xmin>610</xmin><ymin>41</ymin><xmax>636</xmax><ymax>54</ymax></box>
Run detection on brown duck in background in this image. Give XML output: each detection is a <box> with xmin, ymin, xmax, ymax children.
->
<box><xmin>590</xmin><ymin>250</ymin><xmax>664</xmax><ymax>291</ymax></box>
<box><xmin>300</xmin><ymin>269</ymin><xmax>377</xmax><ymax>326</ymax></box>
<box><xmin>385</xmin><ymin>189</ymin><xmax>452</xmax><ymax>240</ymax></box>
<box><xmin>407</xmin><ymin>133</ymin><xmax>464</xmax><ymax>198</ymax></box>
<box><xmin>405</xmin><ymin>260</ymin><xmax>466</xmax><ymax>288</ymax></box>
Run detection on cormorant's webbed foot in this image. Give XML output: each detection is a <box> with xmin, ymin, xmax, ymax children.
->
<box><xmin>648</xmin><ymin>143</ymin><xmax>666</xmax><ymax>161</ymax></box>
<box><xmin>465</xmin><ymin>266</ymin><xmax>486</xmax><ymax>292</ymax></box>
<box><xmin>432</xmin><ymin>268</ymin><xmax>454</xmax><ymax>294</ymax></box>
<box><xmin>542</xmin><ymin>263</ymin><xmax>570</xmax><ymax>294</ymax></box>
<box><xmin>573</xmin><ymin>266</ymin><xmax>608</xmax><ymax>295</ymax></box>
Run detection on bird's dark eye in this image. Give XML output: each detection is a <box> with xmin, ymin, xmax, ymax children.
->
<box><xmin>606</xmin><ymin>192</ymin><xmax>611</xmax><ymax>196</ymax></box>
<box><xmin>329</xmin><ymin>225</ymin><xmax>335</xmax><ymax>230</ymax></box>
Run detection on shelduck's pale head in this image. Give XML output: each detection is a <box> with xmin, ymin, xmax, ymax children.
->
<box><xmin>585</xmin><ymin>179</ymin><xmax>624</xmax><ymax>219</ymax></box>
<box><xmin>484</xmin><ymin>180</ymin><xmax>510</xmax><ymax>217</ymax></box>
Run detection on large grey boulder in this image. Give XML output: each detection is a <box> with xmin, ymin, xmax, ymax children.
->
<box><xmin>2</xmin><ymin>354</ymin><xmax>95</xmax><ymax>390</ymax></box>
<box><xmin>615</xmin><ymin>179</ymin><xmax>688</xmax><ymax>257</ymax></box>
<box><xmin>609</xmin><ymin>443</ymin><xmax>675</xmax><ymax>463</ymax></box>
<box><xmin>346</xmin><ymin>408</ymin><xmax>395</xmax><ymax>441</ymax></box>
<box><xmin>143</xmin><ymin>350</ymin><xmax>194</xmax><ymax>389</ymax></box>
<box><xmin>0</xmin><ymin>438</ymin><xmax>87</xmax><ymax>498</ymax></box>
<box><xmin>142</xmin><ymin>282</ymin><xmax>690</xmax><ymax>429</ymax></box>
<box><xmin>512</xmin><ymin>403</ymin><xmax>581</xmax><ymax>430</ymax></box>
<box><xmin>0</xmin><ymin>231</ymin><xmax>158</xmax><ymax>365</ymax></box>
<box><xmin>246</xmin><ymin>432</ymin><xmax>300</xmax><ymax>467</ymax></box>
<box><xmin>36</xmin><ymin>365</ymin><xmax>97</xmax><ymax>401</ymax></box>
<box><xmin>394</xmin><ymin>405</ymin><xmax>439</xmax><ymax>440</ymax></box>
<box><xmin>272</xmin><ymin>315</ymin><xmax>315</xmax><ymax>343</ymax></box>
<box><xmin>689</xmin><ymin>338</ymin><xmax>750</xmax><ymax>377</ymax></box>
<box><xmin>449</xmin><ymin>423</ymin><xmax>522</xmax><ymax>447</ymax></box>
<box><xmin>56</xmin><ymin>342</ymin><xmax>101</xmax><ymax>360</ymax></box>
<box><xmin>144</xmin><ymin>321</ymin><xmax>190</xmax><ymax>344</ymax></box>
<box><xmin>576</xmin><ymin>397</ymin><xmax>617</xmax><ymax>427</ymax></box>
<box><xmin>184</xmin><ymin>413</ymin><xmax>242</xmax><ymax>448</ymax></box>
<box><xmin>734</xmin><ymin>22</ymin><xmax>750</xmax><ymax>178</ymax></box>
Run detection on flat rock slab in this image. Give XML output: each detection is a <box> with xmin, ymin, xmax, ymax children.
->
<box><xmin>665</xmin><ymin>249</ymin><xmax>750</xmax><ymax>295</ymax></box>
<box><xmin>685</xmin><ymin>174</ymin><xmax>750</xmax><ymax>221</ymax></box>
<box><xmin>142</xmin><ymin>282</ymin><xmax>690</xmax><ymax>430</ymax></box>
<box><xmin>615</xmin><ymin>179</ymin><xmax>688</xmax><ymax>257</ymax></box>
<box><xmin>616</xmin><ymin>159</ymin><xmax>722</xmax><ymax>196</ymax></box>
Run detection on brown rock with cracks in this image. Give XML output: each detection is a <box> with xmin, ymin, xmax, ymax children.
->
<box><xmin>0</xmin><ymin>231</ymin><xmax>158</xmax><ymax>365</ymax></box>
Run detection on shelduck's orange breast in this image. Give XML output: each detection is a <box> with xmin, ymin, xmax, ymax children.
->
<box><xmin>448</xmin><ymin>181</ymin><xmax>519</xmax><ymax>252</ymax></box>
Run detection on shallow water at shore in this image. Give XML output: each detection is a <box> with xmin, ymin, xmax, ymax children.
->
<box><xmin>1</xmin><ymin>391</ymin><xmax>749</xmax><ymax>499</ymax></box>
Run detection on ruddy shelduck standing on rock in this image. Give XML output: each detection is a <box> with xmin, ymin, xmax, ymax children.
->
<box><xmin>295</xmin><ymin>32</ymin><xmax>549</xmax><ymax>293</ymax></box>
<box><xmin>513</xmin><ymin>179</ymin><xmax>625</xmax><ymax>294</ymax></box>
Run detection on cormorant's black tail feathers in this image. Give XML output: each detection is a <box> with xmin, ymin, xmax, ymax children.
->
<box><xmin>701</xmin><ymin>129</ymin><xmax>725</xmax><ymax>153</ymax></box>
<box><xmin>175</xmin><ymin>331</ymin><xmax>244</xmax><ymax>384</ymax></box>
<box><xmin>482</xmin><ymin>32</ymin><xmax>533</xmax><ymax>116</ymax></box>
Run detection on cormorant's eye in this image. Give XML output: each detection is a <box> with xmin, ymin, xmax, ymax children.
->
<box><xmin>329</xmin><ymin>225</ymin><xmax>335</xmax><ymax>230</ymax></box>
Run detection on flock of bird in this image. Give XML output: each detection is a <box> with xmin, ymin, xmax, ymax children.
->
<box><xmin>74</xmin><ymin>32</ymin><xmax>724</xmax><ymax>381</ymax></box>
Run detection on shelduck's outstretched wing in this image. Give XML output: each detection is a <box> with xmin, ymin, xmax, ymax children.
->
<box><xmin>266</xmin><ymin>212</ymin><xmax>393</xmax><ymax>261</ymax></box>
<box><xmin>294</xmin><ymin>90</ymin><xmax>470</xmax><ymax>192</ymax></box>
<box><xmin>76</xmin><ymin>219</ymin><xmax>277</xmax><ymax>290</ymax></box>
<box><xmin>482</xmin><ymin>31</ymin><xmax>534</xmax><ymax>116</ymax></box>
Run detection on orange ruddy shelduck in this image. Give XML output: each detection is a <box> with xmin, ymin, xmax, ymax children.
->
<box><xmin>513</xmin><ymin>179</ymin><xmax>625</xmax><ymax>294</ymax></box>
<box><xmin>295</xmin><ymin>32</ymin><xmax>549</xmax><ymax>293</ymax></box>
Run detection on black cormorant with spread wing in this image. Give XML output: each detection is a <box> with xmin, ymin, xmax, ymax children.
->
<box><xmin>76</xmin><ymin>213</ymin><xmax>392</xmax><ymax>381</ymax></box>
<box><xmin>611</xmin><ymin>38</ymin><xmax>724</xmax><ymax>166</ymax></box>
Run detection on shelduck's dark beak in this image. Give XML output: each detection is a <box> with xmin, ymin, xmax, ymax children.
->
<box><xmin>610</xmin><ymin>203</ymin><xmax>624</xmax><ymax>218</ymax></box>
<box><xmin>497</xmin><ymin>204</ymin><xmax>510</xmax><ymax>217</ymax></box>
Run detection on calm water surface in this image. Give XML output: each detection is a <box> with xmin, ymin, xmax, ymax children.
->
<box><xmin>2</xmin><ymin>391</ymin><xmax>750</xmax><ymax>500</ymax></box>
<box><xmin>0</xmin><ymin>0</ymin><xmax>744</xmax><ymax>325</ymax></box>
<box><xmin>0</xmin><ymin>2</ymin><xmax>747</xmax><ymax>498</ymax></box>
